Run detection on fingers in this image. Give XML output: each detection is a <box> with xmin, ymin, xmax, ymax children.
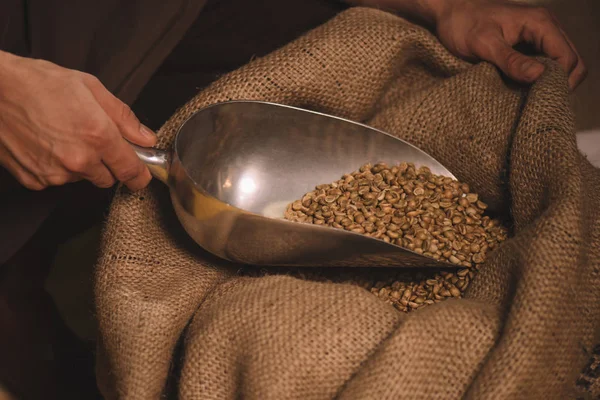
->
<box><xmin>82</xmin><ymin>75</ymin><xmax>153</xmax><ymax>191</ymax></box>
<box><xmin>0</xmin><ymin>148</ymin><xmax>45</xmax><ymax>191</ymax></box>
<box><xmin>549</xmin><ymin>13</ymin><xmax>587</xmax><ymax>90</ymax></box>
<box><xmin>463</xmin><ymin>6</ymin><xmax>586</xmax><ymax>90</ymax></box>
<box><xmin>469</xmin><ymin>9</ymin><xmax>586</xmax><ymax>91</ymax></box>
<box><xmin>100</xmin><ymin>129</ymin><xmax>152</xmax><ymax>191</ymax></box>
<box><xmin>567</xmin><ymin>56</ymin><xmax>587</xmax><ymax>90</ymax></box>
<box><xmin>53</xmin><ymin>118</ymin><xmax>150</xmax><ymax>191</ymax></box>
<box><xmin>0</xmin><ymin>137</ymin><xmax>113</xmax><ymax>190</ymax></box>
<box><xmin>523</xmin><ymin>19</ymin><xmax>576</xmax><ymax>72</ymax></box>
<box><xmin>468</xmin><ymin>31</ymin><xmax>545</xmax><ymax>84</ymax></box>
<box><xmin>80</xmin><ymin>163</ymin><xmax>116</xmax><ymax>189</ymax></box>
<box><xmin>85</xmin><ymin>75</ymin><xmax>157</xmax><ymax>147</ymax></box>
<box><xmin>522</xmin><ymin>10</ymin><xmax>583</xmax><ymax>89</ymax></box>
<box><xmin>4</xmin><ymin>165</ymin><xmax>45</xmax><ymax>191</ymax></box>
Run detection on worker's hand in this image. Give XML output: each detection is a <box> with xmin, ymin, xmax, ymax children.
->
<box><xmin>432</xmin><ymin>0</ymin><xmax>586</xmax><ymax>90</ymax></box>
<box><xmin>0</xmin><ymin>51</ymin><xmax>156</xmax><ymax>191</ymax></box>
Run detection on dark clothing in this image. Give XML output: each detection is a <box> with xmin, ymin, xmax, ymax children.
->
<box><xmin>0</xmin><ymin>0</ymin><xmax>345</xmax><ymax>264</ymax></box>
<box><xmin>0</xmin><ymin>1</ymin><xmax>344</xmax><ymax>398</ymax></box>
<box><xmin>0</xmin><ymin>0</ymin><xmax>208</xmax><ymax>266</ymax></box>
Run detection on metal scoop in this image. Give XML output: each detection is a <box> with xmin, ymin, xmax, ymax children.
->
<box><xmin>132</xmin><ymin>100</ymin><xmax>456</xmax><ymax>268</ymax></box>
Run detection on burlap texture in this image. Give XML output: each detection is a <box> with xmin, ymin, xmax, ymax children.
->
<box><xmin>95</xmin><ymin>7</ymin><xmax>600</xmax><ymax>399</ymax></box>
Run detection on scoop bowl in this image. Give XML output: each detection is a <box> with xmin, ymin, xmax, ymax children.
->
<box><xmin>133</xmin><ymin>100</ymin><xmax>457</xmax><ymax>268</ymax></box>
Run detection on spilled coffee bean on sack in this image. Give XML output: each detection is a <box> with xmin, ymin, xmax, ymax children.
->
<box><xmin>283</xmin><ymin>162</ymin><xmax>508</xmax><ymax>312</ymax></box>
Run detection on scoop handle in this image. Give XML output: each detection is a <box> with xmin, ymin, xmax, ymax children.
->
<box><xmin>131</xmin><ymin>143</ymin><xmax>171</xmax><ymax>184</ymax></box>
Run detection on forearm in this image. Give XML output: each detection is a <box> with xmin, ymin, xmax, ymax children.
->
<box><xmin>343</xmin><ymin>0</ymin><xmax>448</xmax><ymax>25</ymax></box>
<box><xmin>0</xmin><ymin>50</ymin><xmax>14</xmax><ymax>73</ymax></box>
<box><xmin>0</xmin><ymin>50</ymin><xmax>23</xmax><ymax>86</ymax></box>
<box><xmin>0</xmin><ymin>50</ymin><xmax>18</xmax><ymax>98</ymax></box>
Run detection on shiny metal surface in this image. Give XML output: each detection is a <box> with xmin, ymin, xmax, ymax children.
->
<box><xmin>134</xmin><ymin>100</ymin><xmax>457</xmax><ymax>268</ymax></box>
<box><xmin>131</xmin><ymin>143</ymin><xmax>170</xmax><ymax>184</ymax></box>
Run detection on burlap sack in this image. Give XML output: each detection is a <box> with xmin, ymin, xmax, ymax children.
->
<box><xmin>95</xmin><ymin>7</ymin><xmax>600</xmax><ymax>399</ymax></box>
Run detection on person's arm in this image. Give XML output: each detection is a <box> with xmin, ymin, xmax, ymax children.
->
<box><xmin>0</xmin><ymin>50</ymin><xmax>156</xmax><ymax>191</ymax></box>
<box><xmin>345</xmin><ymin>0</ymin><xmax>587</xmax><ymax>90</ymax></box>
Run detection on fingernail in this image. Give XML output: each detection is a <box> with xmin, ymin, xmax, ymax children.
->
<box><xmin>521</xmin><ymin>61</ymin><xmax>543</xmax><ymax>80</ymax></box>
<box><xmin>140</xmin><ymin>125</ymin><xmax>156</xmax><ymax>140</ymax></box>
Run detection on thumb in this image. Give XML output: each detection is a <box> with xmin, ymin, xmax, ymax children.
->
<box><xmin>86</xmin><ymin>76</ymin><xmax>157</xmax><ymax>147</ymax></box>
<box><xmin>470</xmin><ymin>33</ymin><xmax>545</xmax><ymax>84</ymax></box>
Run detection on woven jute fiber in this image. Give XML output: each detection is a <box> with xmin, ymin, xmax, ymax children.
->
<box><xmin>94</xmin><ymin>7</ymin><xmax>600</xmax><ymax>399</ymax></box>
